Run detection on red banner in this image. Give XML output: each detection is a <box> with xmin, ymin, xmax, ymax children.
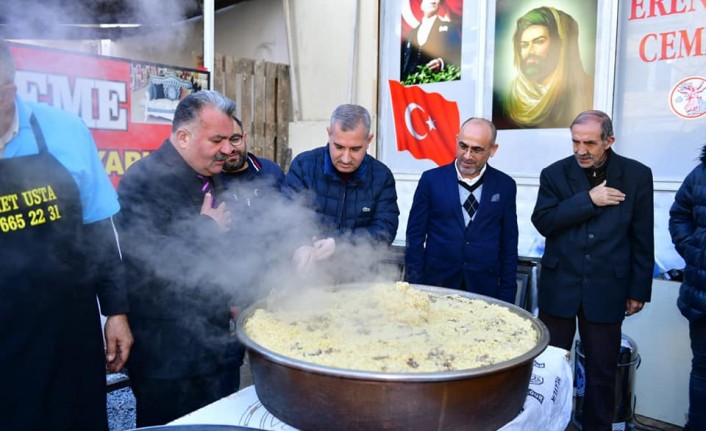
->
<box><xmin>388</xmin><ymin>80</ymin><xmax>459</xmax><ymax>166</ymax></box>
<box><xmin>8</xmin><ymin>42</ymin><xmax>209</xmax><ymax>188</ymax></box>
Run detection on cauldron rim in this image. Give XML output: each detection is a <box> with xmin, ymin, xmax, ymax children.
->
<box><xmin>129</xmin><ymin>424</ymin><xmax>261</xmax><ymax>430</ymax></box>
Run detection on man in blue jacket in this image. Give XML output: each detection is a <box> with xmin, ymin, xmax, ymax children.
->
<box><xmin>405</xmin><ymin>117</ymin><xmax>518</xmax><ymax>303</ymax></box>
<box><xmin>669</xmin><ymin>145</ymin><xmax>706</xmax><ymax>431</ymax></box>
<box><xmin>532</xmin><ymin>110</ymin><xmax>653</xmax><ymax>431</ymax></box>
<box><xmin>285</xmin><ymin>104</ymin><xmax>399</xmax><ymax>254</ymax></box>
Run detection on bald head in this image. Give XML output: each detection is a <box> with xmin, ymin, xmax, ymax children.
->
<box><xmin>456</xmin><ymin>117</ymin><xmax>498</xmax><ymax>179</ymax></box>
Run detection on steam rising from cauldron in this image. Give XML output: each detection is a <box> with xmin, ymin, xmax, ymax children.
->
<box><xmin>213</xmin><ymin>179</ymin><xmax>403</xmax><ymax>305</ymax></box>
<box><xmin>119</xmin><ymin>168</ymin><xmax>401</xmax><ymax>326</ymax></box>
<box><xmin>5</xmin><ymin>0</ymin><xmax>198</xmax><ymax>41</ymax></box>
<box><xmin>7</xmin><ymin>0</ymin><xmax>403</xmax><ymax>382</ymax></box>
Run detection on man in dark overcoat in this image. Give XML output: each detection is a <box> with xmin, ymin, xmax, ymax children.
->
<box><xmin>531</xmin><ymin>110</ymin><xmax>654</xmax><ymax>431</ymax></box>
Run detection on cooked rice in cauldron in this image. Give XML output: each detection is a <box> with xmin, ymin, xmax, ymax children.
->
<box><xmin>244</xmin><ymin>282</ymin><xmax>538</xmax><ymax>373</ymax></box>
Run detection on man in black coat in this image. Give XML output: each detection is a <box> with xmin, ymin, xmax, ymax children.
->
<box><xmin>116</xmin><ymin>90</ymin><xmax>238</xmax><ymax>426</ymax></box>
<box><xmin>531</xmin><ymin>110</ymin><xmax>654</xmax><ymax>431</ymax></box>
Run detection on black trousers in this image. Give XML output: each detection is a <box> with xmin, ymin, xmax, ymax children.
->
<box><xmin>539</xmin><ymin>310</ymin><xmax>621</xmax><ymax>431</ymax></box>
<box><xmin>131</xmin><ymin>365</ymin><xmax>239</xmax><ymax>427</ymax></box>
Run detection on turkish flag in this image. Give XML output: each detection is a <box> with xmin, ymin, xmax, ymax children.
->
<box><xmin>388</xmin><ymin>80</ymin><xmax>459</xmax><ymax>166</ymax></box>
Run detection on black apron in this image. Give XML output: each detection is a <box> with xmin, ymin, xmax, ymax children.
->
<box><xmin>0</xmin><ymin>115</ymin><xmax>107</xmax><ymax>431</ymax></box>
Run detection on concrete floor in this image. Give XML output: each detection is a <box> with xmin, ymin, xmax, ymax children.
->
<box><xmin>564</xmin><ymin>415</ymin><xmax>682</xmax><ymax>431</ymax></box>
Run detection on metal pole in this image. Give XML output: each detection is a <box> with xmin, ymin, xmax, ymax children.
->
<box><xmin>204</xmin><ymin>0</ymin><xmax>215</xmax><ymax>89</ymax></box>
<box><xmin>283</xmin><ymin>0</ymin><xmax>301</xmax><ymax>120</ymax></box>
<box><xmin>348</xmin><ymin>0</ymin><xmax>359</xmax><ymax>103</ymax></box>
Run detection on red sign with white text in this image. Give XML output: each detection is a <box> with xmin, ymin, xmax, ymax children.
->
<box><xmin>8</xmin><ymin>42</ymin><xmax>209</xmax><ymax>188</ymax></box>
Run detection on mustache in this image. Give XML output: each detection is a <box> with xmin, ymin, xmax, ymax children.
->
<box><xmin>227</xmin><ymin>149</ymin><xmax>245</xmax><ymax>159</ymax></box>
<box><xmin>523</xmin><ymin>54</ymin><xmax>544</xmax><ymax>63</ymax></box>
<box><xmin>213</xmin><ymin>152</ymin><xmax>229</xmax><ymax>162</ymax></box>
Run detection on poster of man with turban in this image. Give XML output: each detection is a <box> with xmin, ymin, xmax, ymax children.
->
<box><xmin>492</xmin><ymin>1</ymin><xmax>597</xmax><ymax>129</ymax></box>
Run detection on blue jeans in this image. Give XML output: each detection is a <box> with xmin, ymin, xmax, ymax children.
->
<box><xmin>686</xmin><ymin>317</ymin><xmax>706</xmax><ymax>431</ymax></box>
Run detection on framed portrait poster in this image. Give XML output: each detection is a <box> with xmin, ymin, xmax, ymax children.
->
<box><xmin>491</xmin><ymin>1</ymin><xmax>597</xmax><ymax>130</ymax></box>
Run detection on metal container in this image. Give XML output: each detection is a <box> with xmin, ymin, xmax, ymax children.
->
<box><xmin>236</xmin><ymin>284</ymin><xmax>550</xmax><ymax>431</ymax></box>
<box><xmin>573</xmin><ymin>334</ymin><xmax>641</xmax><ymax>430</ymax></box>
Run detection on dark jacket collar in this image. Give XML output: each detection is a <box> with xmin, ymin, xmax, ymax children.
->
<box><xmin>158</xmin><ymin>139</ymin><xmax>209</xmax><ymax>184</ymax></box>
<box><xmin>246</xmin><ymin>152</ymin><xmax>262</xmax><ymax>173</ymax></box>
<box><xmin>568</xmin><ymin>148</ymin><xmax>623</xmax><ymax>191</ymax></box>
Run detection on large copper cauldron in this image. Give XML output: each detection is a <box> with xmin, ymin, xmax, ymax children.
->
<box><xmin>236</xmin><ymin>284</ymin><xmax>549</xmax><ymax>431</ymax></box>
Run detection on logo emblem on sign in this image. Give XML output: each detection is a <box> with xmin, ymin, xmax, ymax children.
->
<box><xmin>670</xmin><ymin>76</ymin><xmax>706</xmax><ymax>119</ymax></box>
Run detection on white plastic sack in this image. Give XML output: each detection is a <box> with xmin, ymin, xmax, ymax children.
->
<box><xmin>498</xmin><ymin>345</ymin><xmax>573</xmax><ymax>431</ymax></box>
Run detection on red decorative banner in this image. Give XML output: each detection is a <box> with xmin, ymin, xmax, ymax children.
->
<box><xmin>9</xmin><ymin>42</ymin><xmax>209</xmax><ymax>188</ymax></box>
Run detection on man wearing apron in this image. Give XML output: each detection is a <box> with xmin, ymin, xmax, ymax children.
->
<box><xmin>0</xmin><ymin>41</ymin><xmax>132</xmax><ymax>431</ymax></box>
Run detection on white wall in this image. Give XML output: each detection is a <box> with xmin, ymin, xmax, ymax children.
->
<box><xmin>286</xmin><ymin>0</ymin><xmax>379</xmax><ymax>157</ymax></box>
<box><xmin>623</xmin><ymin>279</ymin><xmax>690</xmax><ymax>426</ymax></box>
<box><xmin>213</xmin><ymin>0</ymin><xmax>288</xmax><ymax>63</ymax></box>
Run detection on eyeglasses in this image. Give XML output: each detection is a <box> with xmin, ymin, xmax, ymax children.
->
<box><xmin>458</xmin><ymin>143</ymin><xmax>487</xmax><ymax>155</ymax></box>
<box><xmin>229</xmin><ymin>134</ymin><xmax>244</xmax><ymax>148</ymax></box>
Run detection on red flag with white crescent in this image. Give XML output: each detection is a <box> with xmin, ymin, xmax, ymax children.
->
<box><xmin>388</xmin><ymin>80</ymin><xmax>459</xmax><ymax>166</ymax></box>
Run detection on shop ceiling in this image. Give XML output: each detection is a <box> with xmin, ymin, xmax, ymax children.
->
<box><xmin>0</xmin><ymin>0</ymin><xmax>245</xmax><ymax>39</ymax></box>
